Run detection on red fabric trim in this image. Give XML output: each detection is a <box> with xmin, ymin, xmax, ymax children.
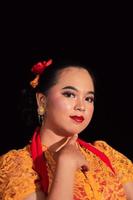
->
<box><xmin>77</xmin><ymin>138</ymin><xmax>115</xmax><ymax>174</ymax></box>
<box><xmin>30</xmin><ymin>128</ymin><xmax>49</xmax><ymax>194</ymax></box>
<box><xmin>30</xmin><ymin>128</ymin><xmax>115</xmax><ymax>194</ymax></box>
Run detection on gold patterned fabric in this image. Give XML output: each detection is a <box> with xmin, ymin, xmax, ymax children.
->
<box><xmin>0</xmin><ymin>141</ymin><xmax>133</xmax><ymax>200</ymax></box>
<box><xmin>0</xmin><ymin>146</ymin><xmax>40</xmax><ymax>200</ymax></box>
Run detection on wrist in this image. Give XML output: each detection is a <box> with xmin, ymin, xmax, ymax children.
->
<box><xmin>57</xmin><ymin>156</ymin><xmax>77</xmax><ymax>172</ymax></box>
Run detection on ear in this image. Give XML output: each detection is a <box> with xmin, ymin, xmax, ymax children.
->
<box><xmin>36</xmin><ymin>92</ymin><xmax>47</xmax><ymax>108</ymax></box>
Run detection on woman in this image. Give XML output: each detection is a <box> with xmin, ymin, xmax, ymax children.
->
<box><xmin>0</xmin><ymin>58</ymin><xmax>133</xmax><ymax>200</ymax></box>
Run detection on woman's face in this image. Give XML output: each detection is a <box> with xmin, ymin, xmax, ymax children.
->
<box><xmin>44</xmin><ymin>67</ymin><xmax>95</xmax><ymax>137</ymax></box>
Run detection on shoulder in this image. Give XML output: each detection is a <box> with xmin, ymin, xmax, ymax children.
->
<box><xmin>92</xmin><ymin>140</ymin><xmax>132</xmax><ymax>163</ymax></box>
<box><xmin>92</xmin><ymin>140</ymin><xmax>133</xmax><ymax>184</ymax></box>
<box><xmin>92</xmin><ymin>140</ymin><xmax>112</xmax><ymax>150</ymax></box>
<box><xmin>92</xmin><ymin>140</ymin><xmax>132</xmax><ymax>161</ymax></box>
<box><xmin>93</xmin><ymin>140</ymin><xmax>122</xmax><ymax>154</ymax></box>
<box><xmin>0</xmin><ymin>145</ymin><xmax>32</xmax><ymax>170</ymax></box>
<box><xmin>0</xmin><ymin>146</ymin><xmax>40</xmax><ymax>200</ymax></box>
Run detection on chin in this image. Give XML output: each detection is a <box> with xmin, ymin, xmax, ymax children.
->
<box><xmin>53</xmin><ymin>123</ymin><xmax>84</xmax><ymax>136</ymax></box>
<box><xmin>64</xmin><ymin>127</ymin><xmax>83</xmax><ymax>136</ymax></box>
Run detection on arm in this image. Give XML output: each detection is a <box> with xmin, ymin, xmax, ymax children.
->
<box><xmin>24</xmin><ymin>162</ymin><xmax>75</xmax><ymax>200</ymax></box>
<box><xmin>24</xmin><ymin>134</ymin><xmax>88</xmax><ymax>200</ymax></box>
<box><xmin>47</xmin><ymin>158</ymin><xmax>76</xmax><ymax>200</ymax></box>
<box><xmin>24</xmin><ymin>191</ymin><xmax>46</xmax><ymax>200</ymax></box>
<box><xmin>123</xmin><ymin>182</ymin><xmax>133</xmax><ymax>200</ymax></box>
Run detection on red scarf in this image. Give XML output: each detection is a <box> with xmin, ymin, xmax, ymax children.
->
<box><xmin>30</xmin><ymin>128</ymin><xmax>115</xmax><ymax>194</ymax></box>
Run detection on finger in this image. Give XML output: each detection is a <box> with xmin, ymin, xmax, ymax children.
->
<box><xmin>67</xmin><ymin>134</ymin><xmax>78</xmax><ymax>145</ymax></box>
<box><xmin>55</xmin><ymin>137</ymin><xmax>70</xmax><ymax>152</ymax></box>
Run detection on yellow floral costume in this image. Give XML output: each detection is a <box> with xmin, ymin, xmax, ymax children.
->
<box><xmin>0</xmin><ymin>140</ymin><xmax>133</xmax><ymax>199</ymax></box>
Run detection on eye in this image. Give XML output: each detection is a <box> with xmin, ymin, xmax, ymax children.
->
<box><xmin>85</xmin><ymin>96</ymin><xmax>94</xmax><ymax>103</ymax></box>
<box><xmin>62</xmin><ymin>91</ymin><xmax>75</xmax><ymax>98</ymax></box>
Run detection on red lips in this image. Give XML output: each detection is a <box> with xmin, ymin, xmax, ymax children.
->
<box><xmin>70</xmin><ymin>116</ymin><xmax>84</xmax><ymax>123</ymax></box>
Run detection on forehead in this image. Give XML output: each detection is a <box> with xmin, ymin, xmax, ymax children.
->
<box><xmin>56</xmin><ymin>67</ymin><xmax>94</xmax><ymax>91</ymax></box>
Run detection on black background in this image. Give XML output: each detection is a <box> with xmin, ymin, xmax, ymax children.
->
<box><xmin>0</xmin><ymin>2</ymin><xmax>132</xmax><ymax>160</ymax></box>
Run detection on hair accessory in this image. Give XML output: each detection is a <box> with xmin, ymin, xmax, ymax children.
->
<box><xmin>30</xmin><ymin>59</ymin><xmax>53</xmax><ymax>88</ymax></box>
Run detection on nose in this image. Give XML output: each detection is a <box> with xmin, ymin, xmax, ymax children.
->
<box><xmin>74</xmin><ymin>98</ymin><xmax>85</xmax><ymax>112</ymax></box>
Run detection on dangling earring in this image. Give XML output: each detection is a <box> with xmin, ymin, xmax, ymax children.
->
<box><xmin>38</xmin><ymin>106</ymin><xmax>45</xmax><ymax>125</ymax></box>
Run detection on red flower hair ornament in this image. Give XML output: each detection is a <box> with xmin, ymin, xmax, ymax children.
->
<box><xmin>30</xmin><ymin>59</ymin><xmax>53</xmax><ymax>88</ymax></box>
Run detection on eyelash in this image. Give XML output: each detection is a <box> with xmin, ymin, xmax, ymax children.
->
<box><xmin>62</xmin><ymin>91</ymin><xmax>94</xmax><ymax>103</ymax></box>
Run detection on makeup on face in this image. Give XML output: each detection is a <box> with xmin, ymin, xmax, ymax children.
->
<box><xmin>61</xmin><ymin>85</ymin><xmax>95</xmax><ymax>103</ymax></box>
<box><xmin>43</xmin><ymin>68</ymin><xmax>95</xmax><ymax>137</ymax></box>
<box><xmin>69</xmin><ymin>115</ymin><xmax>84</xmax><ymax>123</ymax></box>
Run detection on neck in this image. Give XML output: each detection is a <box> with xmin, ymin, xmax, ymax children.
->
<box><xmin>40</xmin><ymin>125</ymin><xmax>70</xmax><ymax>152</ymax></box>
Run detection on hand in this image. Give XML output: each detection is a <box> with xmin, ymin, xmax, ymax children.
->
<box><xmin>55</xmin><ymin>134</ymin><xmax>89</xmax><ymax>172</ymax></box>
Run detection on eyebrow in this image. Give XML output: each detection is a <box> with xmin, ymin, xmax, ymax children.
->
<box><xmin>62</xmin><ymin>86</ymin><xmax>95</xmax><ymax>95</ymax></box>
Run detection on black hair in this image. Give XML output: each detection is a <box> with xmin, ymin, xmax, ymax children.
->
<box><xmin>35</xmin><ymin>58</ymin><xmax>96</xmax><ymax>95</ymax></box>
<box><xmin>18</xmin><ymin>58</ymin><xmax>96</xmax><ymax>129</ymax></box>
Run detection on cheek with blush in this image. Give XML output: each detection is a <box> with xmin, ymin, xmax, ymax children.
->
<box><xmin>55</xmin><ymin>99</ymin><xmax>70</xmax><ymax>113</ymax></box>
<box><xmin>47</xmin><ymin>95</ymin><xmax>72</xmax><ymax>116</ymax></box>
